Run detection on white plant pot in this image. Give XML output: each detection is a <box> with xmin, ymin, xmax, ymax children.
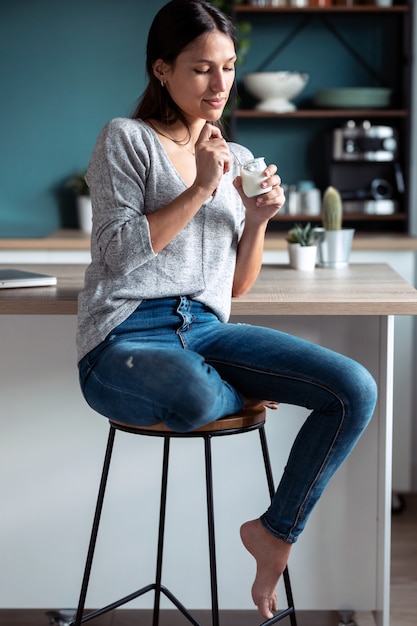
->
<box><xmin>288</xmin><ymin>243</ymin><xmax>317</xmax><ymax>271</ymax></box>
<box><xmin>316</xmin><ymin>229</ymin><xmax>355</xmax><ymax>268</ymax></box>
<box><xmin>76</xmin><ymin>195</ymin><xmax>92</xmax><ymax>234</ymax></box>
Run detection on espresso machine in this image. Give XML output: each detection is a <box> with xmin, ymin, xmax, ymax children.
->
<box><xmin>329</xmin><ymin>120</ymin><xmax>404</xmax><ymax>215</ymax></box>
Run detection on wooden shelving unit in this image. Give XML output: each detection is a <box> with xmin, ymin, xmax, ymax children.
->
<box><xmin>231</xmin><ymin>2</ymin><xmax>413</xmax><ymax>233</ymax></box>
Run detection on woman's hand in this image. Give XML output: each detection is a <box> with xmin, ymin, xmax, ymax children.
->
<box><xmin>233</xmin><ymin>164</ymin><xmax>285</xmax><ymax>224</ymax></box>
<box><xmin>232</xmin><ymin>164</ymin><xmax>285</xmax><ymax>297</ymax></box>
<box><xmin>193</xmin><ymin>123</ymin><xmax>231</xmax><ymax>198</ymax></box>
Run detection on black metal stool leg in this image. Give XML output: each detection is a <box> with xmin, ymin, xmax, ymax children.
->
<box><xmin>204</xmin><ymin>434</ymin><xmax>220</xmax><ymax>626</ymax></box>
<box><xmin>74</xmin><ymin>425</ymin><xmax>116</xmax><ymax>626</ymax></box>
<box><xmin>152</xmin><ymin>437</ymin><xmax>170</xmax><ymax>626</ymax></box>
<box><xmin>72</xmin><ymin>429</ymin><xmax>201</xmax><ymax>626</ymax></box>
<box><xmin>259</xmin><ymin>426</ymin><xmax>297</xmax><ymax>626</ymax></box>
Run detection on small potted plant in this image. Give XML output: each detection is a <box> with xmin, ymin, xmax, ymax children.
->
<box><xmin>286</xmin><ymin>222</ymin><xmax>317</xmax><ymax>271</ymax></box>
<box><xmin>316</xmin><ymin>186</ymin><xmax>355</xmax><ymax>268</ymax></box>
<box><xmin>65</xmin><ymin>171</ymin><xmax>92</xmax><ymax>234</ymax></box>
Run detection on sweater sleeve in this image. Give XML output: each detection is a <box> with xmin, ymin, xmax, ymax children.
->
<box><xmin>86</xmin><ymin>118</ymin><xmax>157</xmax><ymax>276</ymax></box>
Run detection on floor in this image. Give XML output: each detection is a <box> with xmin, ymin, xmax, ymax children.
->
<box><xmin>390</xmin><ymin>493</ymin><xmax>417</xmax><ymax>626</ymax></box>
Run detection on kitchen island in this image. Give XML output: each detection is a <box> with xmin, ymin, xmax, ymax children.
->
<box><xmin>1</xmin><ymin>263</ymin><xmax>417</xmax><ymax>626</ymax></box>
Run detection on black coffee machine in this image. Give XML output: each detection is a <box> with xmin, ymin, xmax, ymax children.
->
<box><xmin>328</xmin><ymin>120</ymin><xmax>405</xmax><ymax>215</ymax></box>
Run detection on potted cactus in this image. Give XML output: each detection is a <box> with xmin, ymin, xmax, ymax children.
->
<box><xmin>286</xmin><ymin>222</ymin><xmax>317</xmax><ymax>271</ymax></box>
<box><xmin>316</xmin><ymin>186</ymin><xmax>355</xmax><ymax>268</ymax></box>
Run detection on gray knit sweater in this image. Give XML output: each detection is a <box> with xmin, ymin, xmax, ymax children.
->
<box><xmin>76</xmin><ymin>118</ymin><xmax>253</xmax><ymax>361</ymax></box>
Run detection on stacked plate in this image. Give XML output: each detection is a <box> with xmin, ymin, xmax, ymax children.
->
<box><xmin>314</xmin><ymin>88</ymin><xmax>392</xmax><ymax>109</ymax></box>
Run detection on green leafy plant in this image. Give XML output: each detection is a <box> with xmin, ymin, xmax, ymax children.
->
<box><xmin>286</xmin><ymin>223</ymin><xmax>316</xmax><ymax>247</ymax></box>
<box><xmin>65</xmin><ymin>171</ymin><xmax>89</xmax><ymax>196</ymax></box>
<box><xmin>322</xmin><ymin>186</ymin><xmax>342</xmax><ymax>231</ymax></box>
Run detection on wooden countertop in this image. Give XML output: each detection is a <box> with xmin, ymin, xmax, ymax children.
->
<box><xmin>1</xmin><ymin>263</ymin><xmax>417</xmax><ymax>316</ymax></box>
<box><xmin>0</xmin><ymin>230</ymin><xmax>91</xmax><ymax>250</ymax></box>
<box><xmin>1</xmin><ymin>229</ymin><xmax>417</xmax><ymax>251</ymax></box>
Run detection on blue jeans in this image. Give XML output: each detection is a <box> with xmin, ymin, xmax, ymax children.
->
<box><xmin>79</xmin><ymin>296</ymin><xmax>377</xmax><ymax>543</ymax></box>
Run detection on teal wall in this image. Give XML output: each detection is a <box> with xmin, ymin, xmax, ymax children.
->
<box><xmin>0</xmin><ymin>2</ymin><xmax>395</xmax><ymax>237</ymax></box>
<box><xmin>0</xmin><ymin>0</ymin><xmax>166</xmax><ymax>237</ymax></box>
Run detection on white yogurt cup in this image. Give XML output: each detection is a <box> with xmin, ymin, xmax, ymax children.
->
<box><xmin>240</xmin><ymin>157</ymin><xmax>272</xmax><ymax>198</ymax></box>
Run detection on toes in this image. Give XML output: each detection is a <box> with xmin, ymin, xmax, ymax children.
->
<box><xmin>254</xmin><ymin>594</ymin><xmax>275</xmax><ymax>620</ymax></box>
<box><xmin>263</xmin><ymin>401</ymin><xmax>279</xmax><ymax>410</ymax></box>
<box><xmin>257</xmin><ymin>598</ymin><xmax>274</xmax><ymax>620</ymax></box>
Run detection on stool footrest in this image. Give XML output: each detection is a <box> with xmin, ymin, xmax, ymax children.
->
<box><xmin>74</xmin><ymin>583</ymin><xmax>201</xmax><ymax>626</ymax></box>
<box><xmin>261</xmin><ymin>606</ymin><xmax>296</xmax><ymax>626</ymax></box>
<box><xmin>73</xmin><ymin>580</ymin><xmax>295</xmax><ymax>626</ymax></box>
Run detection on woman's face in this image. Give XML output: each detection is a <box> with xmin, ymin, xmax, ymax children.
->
<box><xmin>156</xmin><ymin>31</ymin><xmax>236</xmax><ymax>124</ymax></box>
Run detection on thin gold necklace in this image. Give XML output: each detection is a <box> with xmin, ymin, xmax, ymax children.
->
<box><xmin>152</xmin><ymin>122</ymin><xmax>195</xmax><ymax>156</ymax></box>
<box><xmin>163</xmin><ymin>132</ymin><xmax>195</xmax><ymax>156</ymax></box>
<box><xmin>165</xmin><ymin>134</ymin><xmax>195</xmax><ymax>156</ymax></box>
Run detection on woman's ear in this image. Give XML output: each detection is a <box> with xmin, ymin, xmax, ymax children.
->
<box><xmin>152</xmin><ymin>59</ymin><xmax>169</xmax><ymax>84</ymax></box>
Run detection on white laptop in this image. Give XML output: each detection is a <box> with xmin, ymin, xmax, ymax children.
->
<box><xmin>0</xmin><ymin>269</ymin><xmax>57</xmax><ymax>289</ymax></box>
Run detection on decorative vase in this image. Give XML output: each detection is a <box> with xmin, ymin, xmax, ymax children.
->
<box><xmin>316</xmin><ymin>229</ymin><xmax>355</xmax><ymax>268</ymax></box>
<box><xmin>288</xmin><ymin>243</ymin><xmax>317</xmax><ymax>271</ymax></box>
<box><xmin>76</xmin><ymin>196</ymin><xmax>92</xmax><ymax>234</ymax></box>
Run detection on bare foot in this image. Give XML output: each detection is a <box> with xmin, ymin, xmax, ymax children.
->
<box><xmin>240</xmin><ymin>519</ymin><xmax>292</xmax><ymax>620</ymax></box>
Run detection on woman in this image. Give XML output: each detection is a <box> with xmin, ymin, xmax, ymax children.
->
<box><xmin>77</xmin><ymin>0</ymin><xmax>377</xmax><ymax>619</ymax></box>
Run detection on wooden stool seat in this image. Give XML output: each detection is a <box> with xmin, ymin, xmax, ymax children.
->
<box><xmin>73</xmin><ymin>405</ymin><xmax>297</xmax><ymax>626</ymax></box>
<box><xmin>110</xmin><ymin>404</ymin><xmax>267</xmax><ymax>436</ymax></box>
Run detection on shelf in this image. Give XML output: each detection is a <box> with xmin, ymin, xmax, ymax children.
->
<box><xmin>235</xmin><ymin>109</ymin><xmax>408</xmax><ymax>119</ymax></box>
<box><xmin>264</xmin><ymin>231</ymin><xmax>417</xmax><ymax>250</ymax></box>
<box><xmin>271</xmin><ymin>213</ymin><xmax>407</xmax><ymax>223</ymax></box>
<box><xmin>235</xmin><ymin>6</ymin><xmax>409</xmax><ymax>15</ymax></box>
<box><xmin>0</xmin><ymin>229</ymin><xmax>90</xmax><ymax>250</ymax></box>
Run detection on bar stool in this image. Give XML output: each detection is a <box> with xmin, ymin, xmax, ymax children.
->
<box><xmin>72</xmin><ymin>405</ymin><xmax>297</xmax><ymax>626</ymax></box>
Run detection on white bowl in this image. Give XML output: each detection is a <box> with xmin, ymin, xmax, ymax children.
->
<box><xmin>244</xmin><ymin>71</ymin><xmax>309</xmax><ymax>113</ymax></box>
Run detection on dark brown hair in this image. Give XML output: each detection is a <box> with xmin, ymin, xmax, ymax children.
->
<box><xmin>131</xmin><ymin>0</ymin><xmax>236</xmax><ymax>131</ymax></box>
